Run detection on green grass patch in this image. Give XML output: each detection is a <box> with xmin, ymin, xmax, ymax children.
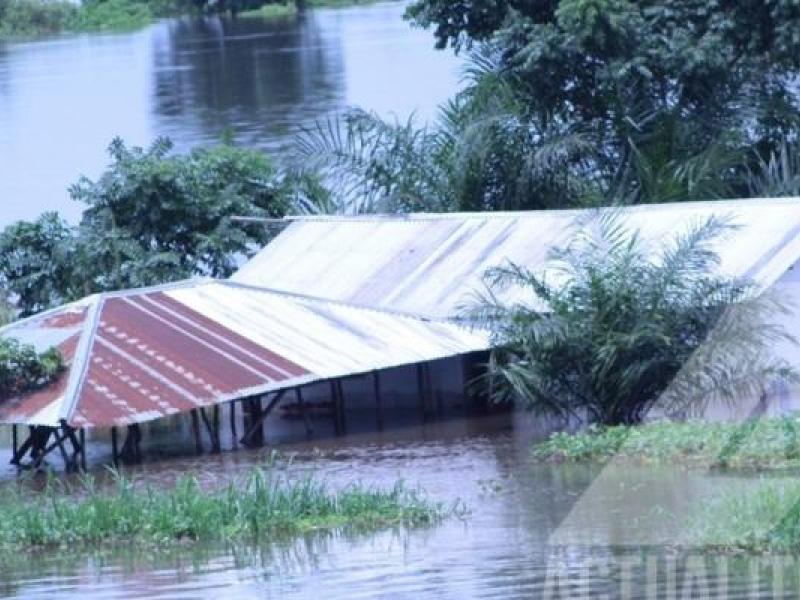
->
<box><xmin>0</xmin><ymin>464</ymin><xmax>448</xmax><ymax>549</ymax></box>
<box><xmin>305</xmin><ymin>0</ymin><xmax>383</xmax><ymax>7</ymax></box>
<box><xmin>693</xmin><ymin>480</ymin><xmax>800</xmax><ymax>552</ymax></box>
<box><xmin>0</xmin><ymin>0</ymin><xmax>153</xmax><ymax>39</ymax></box>
<box><xmin>241</xmin><ymin>2</ymin><xmax>298</xmax><ymax>19</ymax></box>
<box><xmin>68</xmin><ymin>0</ymin><xmax>152</xmax><ymax>32</ymax></box>
<box><xmin>532</xmin><ymin>417</ymin><xmax>800</xmax><ymax>469</ymax></box>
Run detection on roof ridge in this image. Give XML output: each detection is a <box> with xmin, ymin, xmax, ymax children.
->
<box><xmin>276</xmin><ymin>197</ymin><xmax>800</xmax><ymax>223</ymax></box>
<box><xmin>59</xmin><ymin>294</ymin><xmax>105</xmax><ymax>423</ymax></box>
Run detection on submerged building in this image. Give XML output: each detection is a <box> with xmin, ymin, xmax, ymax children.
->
<box><xmin>3</xmin><ymin>197</ymin><xmax>800</xmax><ymax>468</ymax></box>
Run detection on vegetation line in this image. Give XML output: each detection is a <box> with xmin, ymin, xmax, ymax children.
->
<box><xmin>0</xmin><ymin>464</ymin><xmax>449</xmax><ymax>549</ymax></box>
<box><xmin>693</xmin><ymin>480</ymin><xmax>800</xmax><ymax>552</ymax></box>
<box><xmin>532</xmin><ymin>418</ymin><xmax>800</xmax><ymax>470</ymax></box>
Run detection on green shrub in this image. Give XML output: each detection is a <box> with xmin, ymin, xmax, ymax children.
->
<box><xmin>533</xmin><ymin>417</ymin><xmax>800</xmax><ymax>470</ymax></box>
<box><xmin>0</xmin><ymin>337</ymin><xmax>63</xmax><ymax>402</ymax></box>
<box><xmin>693</xmin><ymin>480</ymin><xmax>800</xmax><ymax>552</ymax></box>
<box><xmin>68</xmin><ymin>0</ymin><xmax>151</xmax><ymax>31</ymax></box>
<box><xmin>471</xmin><ymin>214</ymin><xmax>795</xmax><ymax>426</ymax></box>
<box><xmin>0</xmin><ymin>0</ymin><xmax>77</xmax><ymax>37</ymax></box>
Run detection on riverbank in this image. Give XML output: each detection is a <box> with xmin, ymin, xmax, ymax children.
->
<box><xmin>0</xmin><ymin>0</ymin><xmax>151</xmax><ymax>38</ymax></box>
<box><xmin>0</xmin><ymin>0</ymin><xmax>390</xmax><ymax>38</ymax></box>
<box><xmin>0</xmin><ymin>464</ymin><xmax>445</xmax><ymax>549</ymax></box>
<box><xmin>227</xmin><ymin>0</ymin><xmax>386</xmax><ymax>21</ymax></box>
<box><xmin>532</xmin><ymin>418</ymin><xmax>800</xmax><ymax>469</ymax></box>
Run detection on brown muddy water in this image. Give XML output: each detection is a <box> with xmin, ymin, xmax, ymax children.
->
<box><xmin>1</xmin><ymin>412</ymin><xmax>799</xmax><ymax>598</ymax></box>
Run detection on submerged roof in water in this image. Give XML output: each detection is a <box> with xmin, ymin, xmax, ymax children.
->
<box><xmin>0</xmin><ymin>280</ymin><xmax>488</xmax><ymax>428</ymax></box>
<box><xmin>233</xmin><ymin>198</ymin><xmax>800</xmax><ymax>319</ymax></box>
<box><xmin>5</xmin><ymin>197</ymin><xmax>800</xmax><ymax>428</ymax></box>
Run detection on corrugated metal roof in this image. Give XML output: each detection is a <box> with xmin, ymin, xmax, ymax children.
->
<box><xmin>0</xmin><ymin>281</ymin><xmax>488</xmax><ymax>428</ymax></box>
<box><xmin>6</xmin><ymin>197</ymin><xmax>800</xmax><ymax>429</ymax></box>
<box><xmin>233</xmin><ymin>198</ymin><xmax>800</xmax><ymax>319</ymax></box>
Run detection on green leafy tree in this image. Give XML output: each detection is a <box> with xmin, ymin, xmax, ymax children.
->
<box><xmin>293</xmin><ymin>52</ymin><xmax>597</xmax><ymax>213</ymax></box>
<box><xmin>469</xmin><ymin>214</ymin><xmax>796</xmax><ymax>425</ymax></box>
<box><xmin>0</xmin><ymin>137</ymin><xmax>290</xmax><ymax>316</ymax></box>
<box><xmin>0</xmin><ymin>337</ymin><xmax>63</xmax><ymax>401</ymax></box>
<box><xmin>0</xmin><ymin>213</ymin><xmax>77</xmax><ymax>317</ymax></box>
<box><xmin>71</xmin><ymin>137</ymin><xmax>289</xmax><ymax>285</ymax></box>
<box><xmin>404</xmin><ymin>0</ymin><xmax>800</xmax><ymax>203</ymax></box>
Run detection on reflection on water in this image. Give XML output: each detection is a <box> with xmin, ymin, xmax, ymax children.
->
<box><xmin>1</xmin><ymin>413</ymin><xmax>799</xmax><ymax>598</ymax></box>
<box><xmin>0</xmin><ymin>1</ymin><xmax>459</xmax><ymax>226</ymax></box>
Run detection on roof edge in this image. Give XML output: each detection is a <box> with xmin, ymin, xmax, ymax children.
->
<box><xmin>271</xmin><ymin>197</ymin><xmax>800</xmax><ymax>223</ymax></box>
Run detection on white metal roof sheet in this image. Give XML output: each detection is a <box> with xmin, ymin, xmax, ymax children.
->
<box><xmin>233</xmin><ymin>198</ymin><xmax>800</xmax><ymax>318</ymax></box>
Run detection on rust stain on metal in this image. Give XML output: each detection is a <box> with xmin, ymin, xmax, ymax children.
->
<box><xmin>42</xmin><ymin>308</ymin><xmax>88</xmax><ymax>329</ymax></box>
<box><xmin>0</xmin><ymin>277</ymin><xmax>488</xmax><ymax>429</ymax></box>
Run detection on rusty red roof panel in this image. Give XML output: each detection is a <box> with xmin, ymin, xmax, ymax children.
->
<box><xmin>1</xmin><ymin>280</ymin><xmax>489</xmax><ymax>428</ymax></box>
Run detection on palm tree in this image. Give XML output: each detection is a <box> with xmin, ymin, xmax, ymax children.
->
<box><xmin>467</xmin><ymin>213</ymin><xmax>796</xmax><ymax>425</ymax></box>
<box><xmin>290</xmin><ymin>47</ymin><xmax>597</xmax><ymax>214</ymax></box>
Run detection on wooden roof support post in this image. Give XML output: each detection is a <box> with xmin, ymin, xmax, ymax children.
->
<box><xmin>191</xmin><ymin>409</ymin><xmax>204</xmax><ymax>455</ymax></box>
<box><xmin>373</xmin><ymin>371</ymin><xmax>385</xmax><ymax>431</ymax></box>
<box><xmin>330</xmin><ymin>380</ymin><xmax>346</xmax><ymax>436</ymax></box>
<box><xmin>229</xmin><ymin>401</ymin><xmax>238</xmax><ymax>449</ymax></box>
<box><xmin>296</xmin><ymin>387</ymin><xmax>313</xmax><ymax>437</ymax></box>
<box><xmin>241</xmin><ymin>390</ymin><xmax>286</xmax><ymax>446</ymax></box>
<box><xmin>199</xmin><ymin>407</ymin><xmax>221</xmax><ymax>454</ymax></box>
<box><xmin>120</xmin><ymin>424</ymin><xmax>142</xmax><ymax>464</ymax></box>
<box><xmin>79</xmin><ymin>428</ymin><xmax>87</xmax><ymax>472</ymax></box>
<box><xmin>417</xmin><ymin>363</ymin><xmax>428</xmax><ymax>422</ymax></box>
<box><xmin>111</xmin><ymin>426</ymin><xmax>119</xmax><ymax>467</ymax></box>
<box><xmin>10</xmin><ymin>426</ymin><xmax>34</xmax><ymax>467</ymax></box>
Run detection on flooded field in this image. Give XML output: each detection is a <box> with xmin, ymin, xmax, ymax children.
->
<box><xmin>1</xmin><ymin>412</ymin><xmax>797</xmax><ymax>598</ymax></box>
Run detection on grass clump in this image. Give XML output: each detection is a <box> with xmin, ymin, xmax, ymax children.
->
<box><xmin>241</xmin><ymin>1</ymin><xmax>297</xmax><ymax>19</ymax></box>
<box><xmin>305</xmin><ymin>0</ymin><xmax>381</xmax><ymax>7</ymax></box>
<box><xmin>0</xmin><ymin>465</ymin><xmax>447</xmax><ymax>549</ymax></box>
<box><xmin>532</xmin><ymin>417</ymin><xmax>800</xmax><ymax>469</ymax></box>
<box><xmin>68</xmin><ymin>0</ymin><xmax>151</xmax><ymax>32</ymax></box>
<box><xmin>693</xmin><ymin>480</ymin><xmax>800</xmax><ymax>552</ymax></box>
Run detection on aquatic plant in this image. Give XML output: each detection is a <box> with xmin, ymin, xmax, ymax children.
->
<box><xmin>532</xmin><ymin>417</ymin><xmax>800</xmax><ymax>469</ymax></box>
<box><xmin>0</xmin><ymin>465</ymin><xmax>447</xmax><ymax>549</ymax></box>
<box><xmin>693</xmin><ymin>480</ymin><xmax>800</xmax><ymax>552</ymax></box>
<box><xmin>240</xmin><ymin>1</ymin><xmax>297</xmax><ymax>19</ymax></box>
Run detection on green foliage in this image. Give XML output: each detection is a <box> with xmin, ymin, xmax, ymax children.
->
<box><xmin>746</xmin><ymin>140</ymin><xmax>800</xmax><ymax>199</ymax></box>
<box><xmin>0</xmin><ymin>337</ymin><xmax>63</xmax><ymax>401</ymax></box>
<box><xmin>693</xmin><ymin>479</ymin><xmax>800</xmax><ymax>552</ymax></box>
<box><xmin>0</xmin><ymin>465</ymin><xmax>446</xmax><ymax>549</ymax></box>
<box><xmin>469</xmin><ymin>213</ymin><xmax>795</xmax><ymax>425</ymax></box>
<box><xmin>241</xmin><ymin>1</ymin><xmax>297</xmax><ymax>19</ymax></box>
<box><xmin>0</xmin><ymin>137</ymin><xmax>290</xmax><ymax>316</ymax></box>
<box><xmin>533</xmin><ymin>417</ymin><xmax>800</xmax><ymax>469</ymax></box>
<box><xmin>0</xmin><ymin>0</ymin><xmax>77</xmax><ymax>36</ymax></box>
<box><xmin>0</xmin><ymin>0</ymin><xmax>156</xmax><ymax>37</ymax></box>
<box><xmin>400</xmin><ymin>0</ymin><xmax>800</xmax><ymax>209</ymax></box>
<box><xmin>292</xmin><ymin>55</ymin><xmax>596</xmax><ymax>213</ymax></box>
<box><xmin>0</xmin><ymin>213</ymin><xmax>76</xmax><ymax>317</ymax></box>
<box><xmin>68</xmin><ymin>0</ymin><xmax>151</xmax><ymax>31</ymax></box>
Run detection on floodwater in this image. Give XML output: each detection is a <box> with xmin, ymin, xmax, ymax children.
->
<box><xmin>1</xmin><ymin>3</ymin><xmax>799</xmax><ymax>597</ymax></box>
<box><xmin>0</xmin><ymin>1</ymin><xmax>459</xmax><ymax>227</ymax></box>
<box><xmin>1</xmin><ymin>412</ymin><xmax>799</xmax><ymax>598</ymax></box>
